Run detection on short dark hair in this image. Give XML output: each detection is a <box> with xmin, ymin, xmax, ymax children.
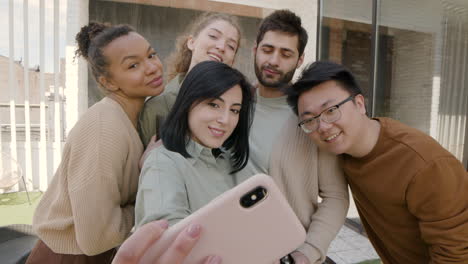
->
<box><xmin>287</xmin><ymin>61</ymin><xmax>363</xmax><ymax>115</ymax></box>
<box><xmin>256</xmin><ymin>9</ymin><xmax>308</xmax><ymax>56</ymax></box>
<box><xmin>161</xmin><ymin>61</ymin><xmax>254</xmax><ymax>173</ymax></box>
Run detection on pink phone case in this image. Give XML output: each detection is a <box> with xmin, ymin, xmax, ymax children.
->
<box><xmin>141</xmin><ymin>173</ymin><xmax>306</xmax><ymax>264</ymax></box>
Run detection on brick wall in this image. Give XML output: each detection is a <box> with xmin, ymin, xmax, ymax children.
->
<box><xmin>322</xmin><ymin>18</ymin><xmax>436</xmax><ymax>135</ymax></box>
<box><xmin>385</xmin><ymin>29</ymin><xmax>435</xmax><ymax>134</ymax></box>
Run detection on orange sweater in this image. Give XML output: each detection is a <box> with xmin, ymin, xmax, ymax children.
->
<box><xmin>342</xmin><ymin>117</ymin><xmax>468</xmax><ymax>264</ymax></box>
<box><xmin>33</xmin><ymin>97</ymin><xmax>143</xmax><ymax>255</ymax></box>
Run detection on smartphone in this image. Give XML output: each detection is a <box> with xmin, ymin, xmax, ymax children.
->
<box><xmin>140</xmin><ymin>173</ymin><xmax>306</xmax><ymax>264</ymax></box>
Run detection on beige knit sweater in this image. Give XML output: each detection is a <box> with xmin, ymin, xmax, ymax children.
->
<box><xmin>269</xmin><ymin>115</ymin><xmax>349</xmax><ymax>264</ymax></box>
<box><xmin>32</xmin><ymin>97</ymin><xmax>143</xmax><ymax>256</ymax></box>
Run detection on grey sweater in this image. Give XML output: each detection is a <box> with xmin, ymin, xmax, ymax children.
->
<box><xmin>270</xmin><ymin>115</ymin><xmax>349</xmax><ymax>264</ymax></box>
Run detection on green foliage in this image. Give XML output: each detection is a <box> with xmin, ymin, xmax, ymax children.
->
<box><xmin>0</xmin><ymin>191</ymin><xmax>42</xmax><ymax>226</ymax></box>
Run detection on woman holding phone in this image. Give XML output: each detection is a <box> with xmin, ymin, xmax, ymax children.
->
<box><xmin>135</xmin><ymin>61</ymin><xmax>254</xmax><ymax>227</ymax></box>
<box><xmin>139</xmin><ymin>12</ymin><xmax>242</xmax><ymax>147</ymax></box>
<box><xmin>27</xmin><ymin>22</ymin><xmax>164</xmax><ymax>263</ymax></box>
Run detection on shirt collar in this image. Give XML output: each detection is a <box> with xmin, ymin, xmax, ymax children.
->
<box><xmin>186</xmin><ymin>140</ymin><xmax>227</xmax><ymax>165</ymax></box>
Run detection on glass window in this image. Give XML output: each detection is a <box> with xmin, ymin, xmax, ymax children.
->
<box><xmin>376</xmin><ymin>0</ymin><xmax>468</xmax><ymax>165</ymax></box>
<box><xmin>319</xmin><ymin>0</ymin><xmax>468</xmax><ymax>166</ymax></box>
<box><xmin>319</xmin><ymin>0</ymin><xmax>373</xmax><ymax>108</ymax></box>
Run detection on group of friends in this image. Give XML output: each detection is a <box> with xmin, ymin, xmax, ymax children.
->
<box><xmin>24</xmin><ymin>8</ymin><xmax>467</xmax><ymax>264</ymax></box>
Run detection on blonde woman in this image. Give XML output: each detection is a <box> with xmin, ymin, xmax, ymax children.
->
<box><xmin>139</xmin><ymin>12</ymin><xmax>242</xmax><ymax>147</ymax></box>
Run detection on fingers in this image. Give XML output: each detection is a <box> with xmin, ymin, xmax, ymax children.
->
<box><xmin>146</xmin><ymin>138</ymin><xmax>158</xmax><ymax>152</ymax></box>
<box><xmin>157</xmin><ymin>224</ymin><xmax>202</xmax><ymax>264</ymax></box>
<box><xmin>202</xmin><ymin>255</ymin><xmax>222</xmax><ymax>264</ymax></box>
<box><xmin>112</xmin><ymin>220</ymin><xmax>169</xmax><ymax>264</ymax></box>
<box><xmin>139</xmin><ymin>135</ymin><xmax>159</xmax><ymax>170</ymax></box>
<box><xmin>291</xmin><ymin>251</ymin><xmax>310</xmax><ymax>264</ymax></box>
<box><xmin>114</xmin><ymin>222</ymin><xmax>222</xmax><ymax>264</ymax></box>
<box><xmin>146</xmin><ymin>137</ymin><xmax>161</xmax><ymax>153</ymax></box>
<box><xmin>154</xmin><ymin>139</ymin><xmax>163</xmax><ymax>148</ymax></box>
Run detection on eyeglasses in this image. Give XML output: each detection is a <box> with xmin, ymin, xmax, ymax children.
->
<box><xmin>298</xmin><ymin>96</ymin><xmax>355</xmax><ymax>134</ymax></box>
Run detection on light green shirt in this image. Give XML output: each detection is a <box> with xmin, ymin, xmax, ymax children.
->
<box><xmin>135</xmin><ymin>140</ymin><xmax>235</xmax><ymax>227</ymax></box>
<box><xmin>236</xmin><ymin>90</ymin><xmax>293</xmax><ymax>182</ymax></box>
<box><xmin>138</xmin><ymin>74</ymin><xmax>184</xmax><ymax>146</ymax></box>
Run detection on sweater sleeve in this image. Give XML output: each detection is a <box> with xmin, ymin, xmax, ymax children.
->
<box><xmin>269</xmin><ymin>116</ymin><xmax>349</xmax><ymax>264</ymax></box>
<box><xmin>135</xmin><ymin>148</ymin><xmax>191</xmax><ymax>228</ymax></box>
<box><xmin>66</xmin><ymin>115</ymin><xmax>135</xmax><ymax>256</ymax></box>
<box><xmin>407</xmin><ymin>156</ymin><xmax>468</xmax><ymax>263</ymax></box>
<box><xmin>297</xmin><ymin>150</ymin><xmax>349</xmax><ymax>264</ymax></box>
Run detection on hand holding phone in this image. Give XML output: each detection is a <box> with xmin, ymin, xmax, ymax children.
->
<box><xmin>139</xmin><ymin>174</ymin><xmax>306</xmax><ymax>264</ymax></box>
<box><xmin>113</xmin><ymin>221</ymin><xmax>223</xmax><ymax>264</ymax></box>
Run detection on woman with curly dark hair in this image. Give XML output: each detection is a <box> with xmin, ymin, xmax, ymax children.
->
<box><xmin>26</xmin><ymin>22</ymin><xmax>164</xmax><ymax>263</ymax></box>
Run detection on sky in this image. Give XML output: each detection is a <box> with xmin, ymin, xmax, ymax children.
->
<box><xmin>0</xmin><ymin>0</ymin><xmax>68</xmax><ymax>73</ymax></box>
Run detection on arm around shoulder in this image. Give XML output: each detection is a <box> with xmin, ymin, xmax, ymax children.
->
<box><xmin>298</xmin><ymin>150</ymin><xmax>349</xmax><ymax>263</ymax></box>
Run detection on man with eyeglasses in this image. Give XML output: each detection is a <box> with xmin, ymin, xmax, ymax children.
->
<box><xmin>236</xmin><ymin>10</ymin><xmax>349</xmax><ymax>264</ymax></box>
<box><xmin>279</xmin><ymin>60</ymin><xmax>468</xmax><ymax>263</ymax></box>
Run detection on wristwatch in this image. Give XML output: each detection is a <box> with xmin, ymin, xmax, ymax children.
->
<box><xmin>280</xmin><ymin>253</ymin><xmax>295</xmax><ymax>264</ymax></box>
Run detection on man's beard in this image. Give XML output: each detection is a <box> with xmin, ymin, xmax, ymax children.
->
<box><xmin>254</xmin><ymin>61</ymin><xmax>296</xmax><ymax>89</ymax></box>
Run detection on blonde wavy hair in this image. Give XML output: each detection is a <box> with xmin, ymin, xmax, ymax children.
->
<box><xmin>165</xmin><ymin>12</ymin><xmax>242</xmax><ymax>81</ymax></box>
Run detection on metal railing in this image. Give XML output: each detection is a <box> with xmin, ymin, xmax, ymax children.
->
<box><xmin>3</xmin><ymin>0</ymin><xmax>64</xmax><ymax>191</ymax></box>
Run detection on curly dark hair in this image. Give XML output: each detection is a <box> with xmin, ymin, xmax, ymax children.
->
<box><xmin>75</xmin><ymin>22</ymin><xmax>135</xmax><ymax>88</ymax></box>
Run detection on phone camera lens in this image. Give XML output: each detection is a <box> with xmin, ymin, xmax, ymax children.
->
<box><xmin>240</xmin><ymin>186</ymin><xmax>268</xmax><ymax>208</ymax></box>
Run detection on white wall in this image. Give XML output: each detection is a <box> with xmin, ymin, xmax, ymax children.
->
<box><xmin>65</xmin><ymin>0</ymin><xmax>89</xmax><ymax>133</ymax></box>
